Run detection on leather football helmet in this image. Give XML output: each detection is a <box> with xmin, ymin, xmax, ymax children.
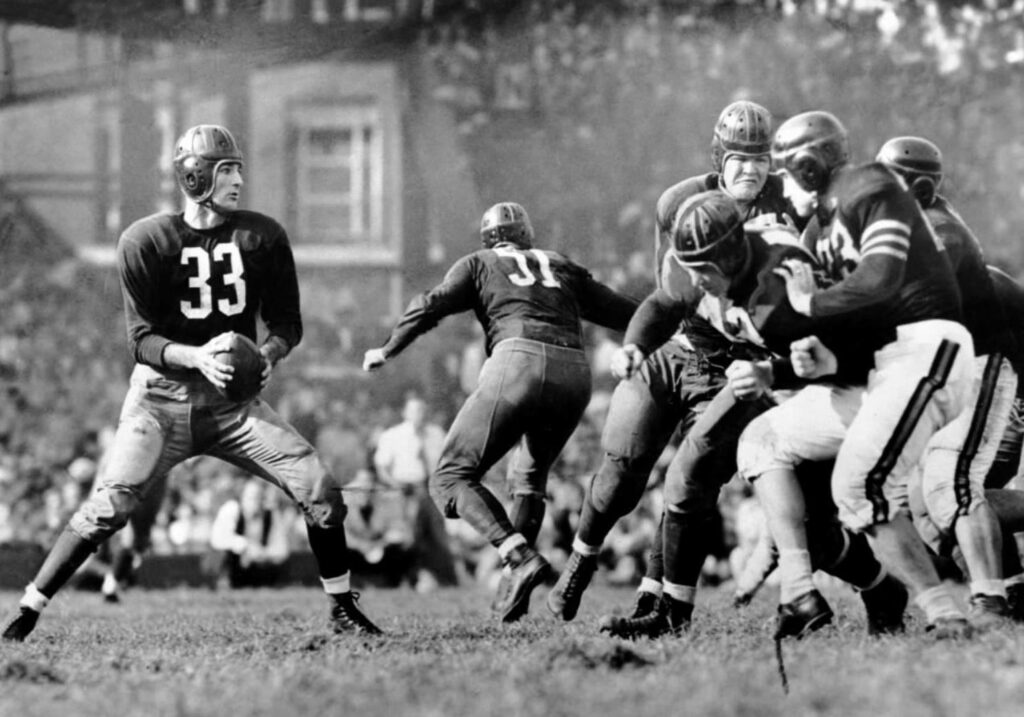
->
<box><xmin>669</xmin><ymin>190</ymin><xmax>745</xmax><ymax>274</ymax></box>
<box><xmin>876</xmin><ymin>136</ymin><xmax>943</xmax><ymax>207</ymax></box>
<box><xmin>771</xmin><ymin>111</ymin><xmax>850</xmax><ymax>192</ymax></box>
<box><xmin>711</xmin><ymin>100</ymin><xmax>773</xmax><ymax>174</ymax></box>
<box><xmin>173</xmin><ymin>125</ymin><xmax>244</xmax><ymax>203</ymax></box>
<box><xmin>481</xmin><ymin>202</ymin><xmax>534</xmax><ymax>249</ymax></box>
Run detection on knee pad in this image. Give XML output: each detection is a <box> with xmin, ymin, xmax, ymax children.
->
<box><xmin>70</xmin><ymin>486</ymin><xmax>138</xmax><ymax>543</ymax></box>
<box><xmin>664</xmin><ymin>474</ymin><xmax>720</xmax><ymax>515</ymax></box>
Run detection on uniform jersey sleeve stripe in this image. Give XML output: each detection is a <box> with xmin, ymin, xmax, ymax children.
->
<box><xmin>862</xmin><ymin>246</ymin><xmax>908</xmax><ymax>261</ymax></box>
<box><xmin>861</xmin><ymin>219</ymin><xmax>910</xmax><ymax>244</ymax></box>
<box><xmin>861</xmin><ymin>234</ymin><xmax>910</xmax><ymax>254</ymax></box>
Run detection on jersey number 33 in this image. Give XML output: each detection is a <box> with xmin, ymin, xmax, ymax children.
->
<box><xmin>180</xmin><ymin>244</ymin><xmax>247</xmax><ymax>319</ymax></box>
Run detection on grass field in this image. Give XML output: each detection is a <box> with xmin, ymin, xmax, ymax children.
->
<box><xmin>2</xmin><ymin>582</ymin><xmax>1024</xmax><ymax>717</ymax></box>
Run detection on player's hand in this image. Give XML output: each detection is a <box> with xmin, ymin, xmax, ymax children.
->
<box><xmin>191</xmin><ymin>332</ymin><xmax>236</xmax><ymax>390</ymax></box>
<box><xmin>611</xmin><ymin>344</ymin><xmax>646</xmax><ymax>380</ymax></box>
<box><xmin>790</xmin><ymin>335</ymin><xmax>838</xmax><ymax>379</ymax></box>
<box><xmin>363</xmin><ymin>348</ymin><xmax>388</xmax><ymax>372</ymax></box>
<box><xmin>773</xmin><ymin>258</ymin><xmax>816</xmax><ymax>316</ymax></box>
<box><xmin>725</xmin><ymin>360</ymin><xmax>773</xmax><ymax>400</ymax></box>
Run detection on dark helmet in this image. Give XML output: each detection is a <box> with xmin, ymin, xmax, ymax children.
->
<box><xmin>480</xmin><ymin>202</ymin><xmax>534</xmax><ymax>249</ymax></box>
<box><xmin>771</xmin><ymin>111</ymin><xmax>850</xmax><ymax>192</ymax></box>
<box><xmin>173</xmin><ymin>125</ymin><xmax>244</xmax><ymax>203</ymax></box>
<box><xmin>876</xmin><ymin>136</ymin><xmax>943</xmax><ymax>207</ymax></box>
<box><xmin>710</xmin><ymin>100</ymin><xmax>773</xmax><ymax>174</ymax></box>
<box><xmin>669</xmin><ymin>191</ymin><xmax>745</xmax><ymax>274</ymax></box>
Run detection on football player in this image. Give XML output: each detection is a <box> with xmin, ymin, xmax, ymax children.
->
<box><xmin>546</xmin><ymin>100</ymin><xmax>802</xmax><ymax>623</ymax></box>
<box><xmin>743</xmin><ymin>111</ymin><xmax>976</xmax><ymax>639</ymax></box>
<box><xmin>2</xmin><ymin>125</ymin><xmax>382</xmax><ymax>642</ymax></box>
<box><xmin>877</xmin><ymin>136</ymin><xmax>1016</xmax><ymax>625</ymax></box>
<box><xmin>597</xmin><ymin>191</ymin><xmax>905</xmax><ymax>638</ymax></box>
<box><xmin>362</xmin><ymin>201</ymin><xmax>637</xmax><ymax>622</ymax></box>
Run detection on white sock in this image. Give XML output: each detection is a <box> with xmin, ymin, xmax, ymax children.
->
<box><xmin>638</xmin><ymin>577</ymin><xmax>663</xmax><ymax>596</ymax></box>
<box><xmin>915</xmin><ymin>584</ymin><xmax>963</xmax><ymax>623</ymax></box>
<box><xmin>102</xmin><ymin>573</ymin><xmax>119</xmax><ymax>596</ymax></box>
<box><xmin>778</xmin><ymin>549</ymin><xmax>815</xmax><ymax>603</ymax></box>
<box><xmin>498</xmin><ymin>534</ymin><xmax>527</xmax><ymax>560</ymax></box>
<box><xmin>321</xmin><ymin>572</ymin><xmax>351</xmax><ymax>595</ymax></box>
<box><xmin>572</xmin><ymin>537</ymin><xmax>601</xmax><ymax>557</ymax></box>
<box><xmin>662</xmin><ymin>581</ymin><xmax>696</xmax><ymax>605</ymax></box>
<box><xmin>20</xmin><ymin>583</ymin><xmax>49</xmax><ymax>613</ymax></box>
<box><xmin>969</xmin><ymin>579</ymin><xmax>1007</xmax><ymax>599</ymax></box>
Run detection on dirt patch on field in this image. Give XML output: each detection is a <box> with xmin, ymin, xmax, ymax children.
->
<box><xmin>544</xmin><ymin>640</ymin><xmax>655</xmax><ymax>671</ymax></box>
<box><xmin>0</xmin><ymin>659</ymin><xmax>64</xmax><ymax>684</ymax></box>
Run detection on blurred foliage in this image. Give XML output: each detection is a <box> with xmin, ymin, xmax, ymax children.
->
<box><xmin>423</xmin><ymin>0</ymin><xmax>1024</xmax><ymax>275</ymax></box>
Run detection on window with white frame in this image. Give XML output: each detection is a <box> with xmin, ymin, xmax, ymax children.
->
<box><xmin>290</xmin><ymin>104</ymin><xmax>384</xmax><ymax>249</ymax></box>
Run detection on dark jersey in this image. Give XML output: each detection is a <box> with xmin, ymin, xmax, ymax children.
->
<box><xmin>655</xmin><ymin>173</ymin><xmax>798</xmax><ymax>355</ymax></box>
<box><xmin>117</xmin><ymin>210</ymin><xmax>302</xmax><ymax>368</ymax></box>
<box><xmin>806</xmin><ymin>163</ymin><xmax>961</xmax><ymax>340</ymax></box>
<box><xmin>926</xmin><ymin>195</ymin><xmax>1004</xmax><ymax>355</ymax></box>
<box><xmin>988</xmin><ymin>267</ymin><xmax>1024</xmax><ymax>370</ymax></box>
<box><xmin>626</xmin><ymin>233</ymin><xmax>873</xmax><ymax>386</ymax></box>
<box><xmin>381</xmin><ymin>242</ymin><xmax>638</xmax><ymax>357</ymax></box>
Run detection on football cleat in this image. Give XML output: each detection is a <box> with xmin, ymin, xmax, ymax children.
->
<box><xmin>926</xmin><ymin>615</ymin><xmax>973</xmax><ymax>640</ymax></box>
<box><xmin>329</xmin><ymin>592</ymin><xmax>383</xmax><ymax>636</ymax></box>
<box><xmin>1</xmin><ymin>606</ymin><xmax>40</xmax><ymax>643</ymax></box>
<box><xmin>495</xmin><ymin>545</ymin><xmax>550</xmax><ymax>623</ymax></box>
<box><xmin>861</xmin><ymin>574</ymin><xmax>908</xmax><ymax>636</ymax></box>
<box><xmin>546</xmin><ymin>551</ymin><xmax>598</xmax><ymax>622</ymax></box>
<box><xmin>774</xmin><ymin>589</ymin><xmax>833</xmax><ymax>640</ymax></box>
<box><xmin>628</xmin><ymin>590</ymin><xmax>661</xmax><ymax>619</ymax></box>
<box><xmin>966</xmin><ymin>593</ymin><xmax>1011</xmax><ymax>630</ymax></box>
<box><xmin>599</xmin><ymin>596</ymin><xmax>691</xmax><ymax>639</ymax></box>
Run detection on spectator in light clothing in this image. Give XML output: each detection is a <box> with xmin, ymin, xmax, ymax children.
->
<box><xmin>208</xmin><ymin>477</ymin><xmax>294</xmax><ymax>589</ymax></box>
<box><xmin>374</xmin><ymin>396</ymin><xmax>458</xmax><ymax>590</ymax></box>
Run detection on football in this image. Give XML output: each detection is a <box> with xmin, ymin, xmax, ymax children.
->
<box><xmin>214</xmin><ymin>332</ymin><xmax>265</xmax><ymax>402</ymax></box>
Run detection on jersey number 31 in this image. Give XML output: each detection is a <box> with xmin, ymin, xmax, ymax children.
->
<box><xmin>495</xmin><ymin>246</ymin><xmax>561</xmax><ymax>288</ymax></box>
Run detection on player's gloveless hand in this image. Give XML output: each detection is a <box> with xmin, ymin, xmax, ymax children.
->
<box><xmin>790</xmin><ymin>335</ymin><xmax>838</xmax><ymax>379</ymax></box>
<box><xmin>363</xmin><ymin>348</ymin><xmax>387</xmax><ymax>372</ymax></box>
<box><xmin>190</xmin><ymin>332</ymin><xmax>236</xmax><ymax>390</ymax></box>
<box><xmin>610</xmin><ymin>344</ymin><xmax>646</xmax><ymax>380</ymax></box>
<box><xmin>725</xmin><ymin>360</ymin><xmax>773</xmax><ymax>400</ymax></box>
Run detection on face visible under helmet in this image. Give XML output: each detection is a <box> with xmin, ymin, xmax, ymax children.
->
<box><xmin>480</xmin><ymin>202</ymin><xmax>534</xmax><ymax>249</ymax></box>
<box><xmin>173</xmin><ymin>125</ymin><xmax>244</xmax><ymax>204</ymax></box>
<box><xmin>771</xmin><ymin>111</ymin><xmax>850</xmax><ymax>193</ymax></box>
<box><xmin>876</xmin><ymin>136</ymin><xmax>943</xmax><ymax>207</ymax></box>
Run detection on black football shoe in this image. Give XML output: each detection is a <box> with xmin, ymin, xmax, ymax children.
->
<box><xmin>546</xmin><ymin>551</ymin><xmax>598</xmax><ymax>622</ymax></box>
<box><xmin>774</xmin><ymin>589</ymin><xmax>833</xmax><ymax>640</ymax></box>
<box><xmin>329</xmin><ymin>592</ymin><xmax>383</xmax><ymax>636</ymax></box>
<box><xmin>2</xmin><ymin>607</ymin><xmax>40</xmax><ymax>643</ymax></box>
<box><xmin>861</xmin><ymin>574</ymin><xmax>908</xmax><ymax>636</ymax></box>
<box><xmin>599</xmin><ymin>595</ymin><xmax>691</xmax><ymax>639</ymax></box>
<box><xmin>628</xmin><ymin>589</ymin><xmax>661</xmax><ymax>619</ymax></box>
<box><xmin>496</xmin><ymin>545</ymin><xmax>550</xmax><ymax>623</ymax></box>
<box><xmin>967</xmin><ymin>593</ymin><xmax>1012</xmax><ymax>630</ymax></box>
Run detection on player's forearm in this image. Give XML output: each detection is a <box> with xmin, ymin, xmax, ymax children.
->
<box><xmin>161</xmin><ymin>343</ymin><xmax>204</xmax><ymax>370</ymax></box>
<box><xmin>260</xmin><ymin>335</ymin><xmax>293</xmax><ymax>367</ymax></box>
<box><xmin>624</xmin><ymin>290</ymin><xmax>688</xmax><ymax>354</ymax></box>
<box><xmin>810</xmin><ymin>255</ymin><xmax>902</xmax><ymax>318</ymax></box>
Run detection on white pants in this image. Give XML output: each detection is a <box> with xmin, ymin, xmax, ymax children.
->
<box><xmin>920</xmin><ymin>354</ymin><xmax>1017</xmax><ymax>531</ymax></box>
<box><xmin>737</xmin><ymin>320</ymin><xmax>975</xmax><ymax>531</ymax></box>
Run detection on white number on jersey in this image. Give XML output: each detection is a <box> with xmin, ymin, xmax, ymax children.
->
<box><xmin>494</xmin><ymin>246</ymin><xmax>561</xmax><ymax>288</ymax></box>
<box><xmin>180</xmin><ymin>244</ymin><xmax>247</xmax><ymax>319</ymax></box>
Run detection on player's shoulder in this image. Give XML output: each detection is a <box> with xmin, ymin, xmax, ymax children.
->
<box><xmin>117</xmin><ymin>212</ymin><xmax>180</xmax><ymax>255</ymax></box>
<box><xmin>656</xmin><ymin>173</ymin><xmax>718</xmax><ymax>225</ymax></box>
<box><xmin>924</xmin><ymin>195</ymin><xmax>966</xmax><ymax>232</ymax></box>
<box><xmin>833</xmin><ymin>162</ymin><xmax>905</xmax><ymax>210</ymax></box>
<box><xmin>228</xmin><ymin>210</ymin><xmax>288</xmax><ymax>246</ymax></box>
